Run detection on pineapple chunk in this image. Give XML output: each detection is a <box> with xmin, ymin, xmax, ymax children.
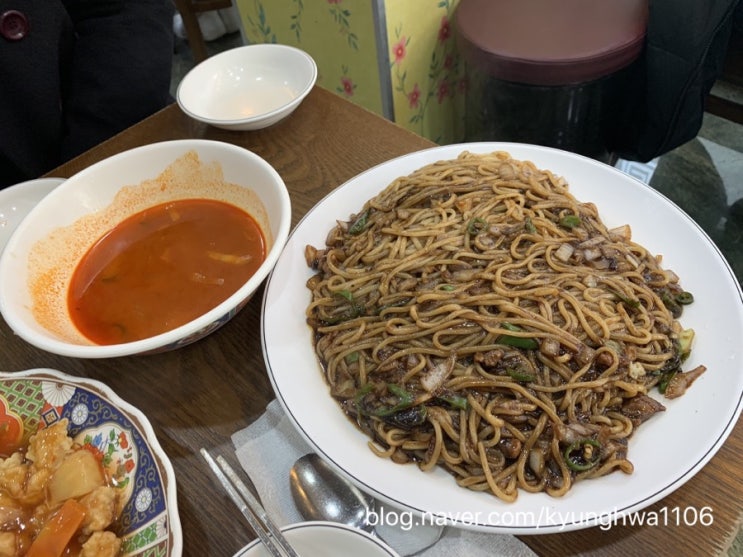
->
<box><xmin>48</xmin><ymin>450</ymin><xmax>105</xmax><ymax>504</ymax></box>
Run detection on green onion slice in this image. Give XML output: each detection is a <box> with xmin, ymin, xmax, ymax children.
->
<box><xmin>467</xmin><ymin>217</ymin><xmax>487</xmax><ymax>235</ymax></box>
<box><xmin>497</xmin><ymin>322</ymin><xmax>539</xmax><ymax>350</ymax></box>
<box><xmin>349</xmin><ymin>209</ymin><xmax>370</xmax><ymax>235</ymax></box>
<box><xmin>675</xmin><ymin>291</ymin><xmax>694</xmax><ymax>305</ymax></box>
<box><xmin>506</xmin><ymin>368</ymin><xmax>536</xmax><ymax>382</ymax></box>
<box><xmin>559</xmin><ymin>214</ymin><xmax>581</xmax><ymax>229</ymax></box>
<box><xmin>563</xmin><ymin>439</ymin><xmax>601</xmax><ymax>471</ymax></box>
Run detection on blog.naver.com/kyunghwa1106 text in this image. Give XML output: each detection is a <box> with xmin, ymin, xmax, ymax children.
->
<box><xmin>365</xmin><ymin>505</ymin><xmax>715</xmax><ymax>532</ymax></box>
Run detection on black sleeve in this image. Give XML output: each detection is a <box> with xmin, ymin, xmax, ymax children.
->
<box><xmin>609</xmin><ymin>0</ymin><xmax>741</xmax><ymax>162</ymax></box>
<box><xmin>0</xmin><ymin>2</ymin><xmax>73</xmax><ymax>187</ymax></box>
<box><xmin>59</xmin><ymin>0</ymin><xmax>175</xmax><ymax>160</ymax></box>
<box><xmin>62</xmin><ymin>0</ymin><xmax>124</xmax><ymax>20</ymax></box>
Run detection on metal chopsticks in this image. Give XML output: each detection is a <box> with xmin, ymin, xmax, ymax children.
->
<box><xmin>200</xmin><ymin>448</ymin><xmax>300</xmax><ymax>557</ymax></box>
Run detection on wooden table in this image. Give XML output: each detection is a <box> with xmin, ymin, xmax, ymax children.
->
<box><xmin>2</xmin><ymin>87</ymin><xmax>742</xmax><ymax>556</ymax></box>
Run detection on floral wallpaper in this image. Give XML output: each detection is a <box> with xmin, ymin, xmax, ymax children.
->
<box><xmin>234</xmin><ymin>0</ymin><xmax>466</xmax><ymax>145</ymax></box>
<box><xmin>236</xmin><ymin>0</ymin><xmax>385</xmax><ymax>116</ymax></box>
<box><xmin>385</xmin><ymin>0</ymin><xmax>465</xmax><ymax>144</ymax></box>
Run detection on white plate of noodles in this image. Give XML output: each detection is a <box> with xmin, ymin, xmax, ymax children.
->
<box><xmin>262</xmin><ymin>143</ymin><xmax>743</xmax><ymax>534</ymax></box>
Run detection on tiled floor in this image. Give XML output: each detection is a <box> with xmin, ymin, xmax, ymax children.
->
<box><xmin>652</xmin><ymin>111</ymin><xmax>743</xmax><ymax>285</ymax></box>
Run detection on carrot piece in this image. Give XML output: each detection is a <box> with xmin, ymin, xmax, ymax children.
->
<box><xmin>26</xmin><ymin>499</ymin><xmax>86</xmax><ymax>557</ymax></box>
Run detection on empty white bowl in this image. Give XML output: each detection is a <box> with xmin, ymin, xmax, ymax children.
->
<box><xmin>0</xmin><ymin>139</ymin><xmax>291</xmax><ymax>358</ymax></box>
<box><xmin>234</xmin><ymin>521</ymin><xmax>400</xmax><ymax>557</ymax></box>
<box><xmin>177</xmin><ymin>44</ymin><xmax>318</xmax><ymax>131</ymax></box>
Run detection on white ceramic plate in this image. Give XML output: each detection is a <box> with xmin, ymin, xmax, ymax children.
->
<box><xmin>233</xmin><ymin>522</ymin><xmax>399</xmax><ymax>557</ymax></box>
<box><xmin>0</xmin><ymin>177</ymin><xmax>64</xmax><ymax>252</ymax></box>
<box><xmin>0</xmin><ymin>368</ymin><xmax>182</xmax><ymax>555</ymax></box>
<box><xmin>262</xmin><ymin>143</ymin><xmax>743</xmax><ymax>534</ymax></box>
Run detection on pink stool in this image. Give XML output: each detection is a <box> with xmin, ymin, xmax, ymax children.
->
<box><xmin>456</xmin><ymin>0</ymin><xmax>648</xmax><ymax>162</ymax></box>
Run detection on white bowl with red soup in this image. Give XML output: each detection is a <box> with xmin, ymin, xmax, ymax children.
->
<box><xmin>0</xmin><ymin>139</ymin><xmax>291</xmax><ymax>358</ymax></box>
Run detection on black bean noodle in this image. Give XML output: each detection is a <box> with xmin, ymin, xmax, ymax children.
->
<box><xmin>305</xmin><ymin>151</ymin><xmax>704</xmax><ymax>501</ymax></box>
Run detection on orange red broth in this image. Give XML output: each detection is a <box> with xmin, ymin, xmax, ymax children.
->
<box><xmin>68</xmin><ymin>198</ymin><xmax>266</xmax><ymax>345</ymax></box>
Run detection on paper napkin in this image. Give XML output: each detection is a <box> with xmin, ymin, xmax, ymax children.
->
<box><xmin>232</xmin><ymin>400</ymin><xmax>537</xmax><ymax>557</ymax></box>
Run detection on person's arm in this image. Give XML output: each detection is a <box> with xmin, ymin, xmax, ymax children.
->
<box><xmin>0</xmin><ymin>2</ymin><xmax>74</xmax><ymax>187</ymax></box>
<box><xmin>60</xmin><ymin>0</ymin><xmax>174</xmax><ymax>160</ymax></box>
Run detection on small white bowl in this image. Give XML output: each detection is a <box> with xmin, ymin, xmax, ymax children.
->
<box><xmin>177</xmin><ymin>44</ymin><xmax>317</xmax><ymax>131</ymax></box>
<box><xmin>234</xmin><ymin>521</ymin><xmax>400</xmax><ymax>557</ymax></box>
<box><xmin>0</xmin><ymin>139</ymin><xmax>291</xmax><ymax>358</ymax></box>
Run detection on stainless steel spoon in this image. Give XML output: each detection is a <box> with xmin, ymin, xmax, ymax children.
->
<box><xmin>289</xmin><ymin>453</ymin><xmax>443</xmax><ymax>556</ymax></box>
<box><xmin>290</xmin><ymin>452</ymin><xmax>376</xmax><ymax>532</ymax></box>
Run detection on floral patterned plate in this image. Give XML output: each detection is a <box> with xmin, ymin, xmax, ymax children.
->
<box><xmin>0</xmin><ymin>368</ymin><xmax>182</xmax><ymax>556</ymax></box>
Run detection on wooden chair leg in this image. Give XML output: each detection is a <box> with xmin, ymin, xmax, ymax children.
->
<box><xmin>174</xmin><ymin>0</ymin><xmax>210</xmax><ymax>63</ymax></box>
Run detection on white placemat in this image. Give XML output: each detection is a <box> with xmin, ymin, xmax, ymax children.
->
<box><xmin>232</xmin><ymin>399</ymin><xmax>537</xmax><ymax>557</ymax></box>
